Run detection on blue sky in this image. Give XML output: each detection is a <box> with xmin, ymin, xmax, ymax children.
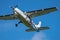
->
<box><xmin>0</xmin><ymin>0</ymin><xmax>60</xmax><ymax>40</ymax></box>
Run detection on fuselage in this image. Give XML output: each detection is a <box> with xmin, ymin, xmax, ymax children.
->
<box><xmin>14</xmin><ymin>8</ymin><xmax>34</xmax><ymax>29</ymax></box>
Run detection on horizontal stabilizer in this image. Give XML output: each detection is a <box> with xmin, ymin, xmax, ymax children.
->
<box><xmin>26</xmin><ymin>29</ymin><xmax>34</xmax><ymax>32</ymax></box>
<box><xmin>26</xmin><ymin>27</ymin><xmax>50</xmax><ymax>32</ymax></box>
<box><xmin>38</xmin><ymin>27</ymin><xmax>50</xmax><ymax>30</ymax></box>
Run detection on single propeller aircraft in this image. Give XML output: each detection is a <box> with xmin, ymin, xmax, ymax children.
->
<box><xmin>0</xmin><ymin>6</ymin><xmax>57</xmax><ymax>32</ymax></box>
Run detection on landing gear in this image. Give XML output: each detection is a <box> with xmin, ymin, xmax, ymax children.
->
<box><xmin>36</xmin><ymin>29</ymin><xmax>39</xmax><ymax>32</ymax></box>
<box><xmin>15</xmin><ymin>21</ymin><xmax>22</xmax><ymax>27</ymax></box>
<box><xmin>15</xmin><ymin>24</ymin><xmax>18</xmax><ymax>27</ymax></box>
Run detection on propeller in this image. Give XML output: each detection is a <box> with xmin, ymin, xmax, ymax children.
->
<box><xmin>10</xmin><ymin>5</ymin><xmax>18</xmax><ymax>10</ymax></box>
<box><xmin>10</xmin><ymin>5</ymin><xmax>18</xmax><ymax>14</ymax></box>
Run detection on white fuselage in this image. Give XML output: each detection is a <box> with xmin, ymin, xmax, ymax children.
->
<box><xmin>14</xmin><ymin>8</ymin><xmax>34</xmax><ymax>29</ymax></box>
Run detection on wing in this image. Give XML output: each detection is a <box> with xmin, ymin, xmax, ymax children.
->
<box><xmin>26</xmin><ymin>7</ymin><xmax>57</xmax><ymax>18</ymax></box>
<box><xmin>0</xmin><ymin>14</ymin><xmax>17</xmax><ymax>20</ymax></box>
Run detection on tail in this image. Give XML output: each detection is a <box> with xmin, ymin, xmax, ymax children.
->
<box><xmin>26</xmin><ymin>21</ymin><xmax>50</xmax><ymax>32</ymax></box>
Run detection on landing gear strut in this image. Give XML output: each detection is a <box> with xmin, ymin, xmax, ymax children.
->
<box><xmin>15</xmin><ymin>21</ymin><xmax>22</xmax><ymax>27</ymax></box>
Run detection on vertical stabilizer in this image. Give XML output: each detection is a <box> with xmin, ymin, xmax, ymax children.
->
<box><xmin>35</xmin><ymin>21</ymin><xmax>41</xmax><ymax>28</ymax></box>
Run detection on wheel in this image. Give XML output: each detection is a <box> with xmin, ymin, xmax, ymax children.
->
<box><xmin>15</xmin><ymin>24</ymin><xmax>18</xmax><ymax>27</ymax></box>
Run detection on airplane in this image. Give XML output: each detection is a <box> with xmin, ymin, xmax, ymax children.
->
<box><xmin>0</xmin><ymin>6</ymin><xmax>57</xmax><ymax>32</ymax></box>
